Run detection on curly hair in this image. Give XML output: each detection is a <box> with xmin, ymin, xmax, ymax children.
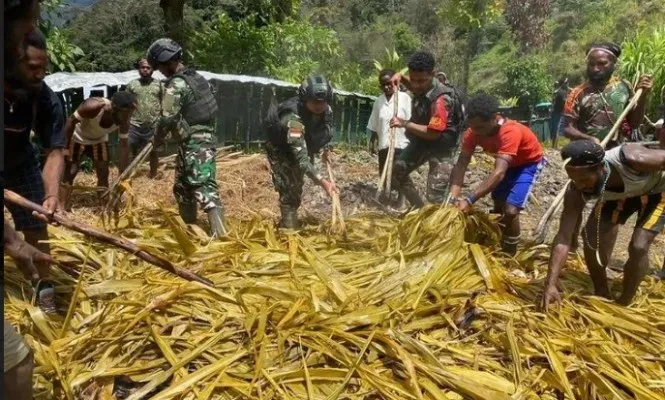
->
<box><xmin>378</xmin><ymin>68</ymin><xmax>396</xmax><ymax>79</ymax></box>
<box><xmin>136</xmin><ymin>57</ymin><xmax>150</xmax><ymax>67</ymax></box>
<box><xmin>466</xmin><ymin>92</ymin><xmax>499</xmax><ymax>121</ymax></box>
<box><xmin>112</xmin><ymin>91</ymin><xmax>137</xmax><ymax>110</ymax></box>
<box><xmin>407</xmin><ymin>51</ymin><xmax>435</xmax><ymax>73</ymax></box>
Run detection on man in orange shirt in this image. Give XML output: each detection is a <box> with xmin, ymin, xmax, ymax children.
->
<box><xmin>449</xmin><ymin>92</ymin><xmax>544</xmax><ymax>255</ymax></box>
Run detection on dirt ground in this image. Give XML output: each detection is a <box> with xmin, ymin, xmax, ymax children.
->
<box><xmin>68</xmin><ymin>146</ymin><xmax>665</xmax><ymax>271</ymax></box>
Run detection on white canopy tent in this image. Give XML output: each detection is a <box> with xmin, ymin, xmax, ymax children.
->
<box><xmin>44</xmin><ymin>70</ymin><xmax>375</xmax><ymax>100</ymax></box>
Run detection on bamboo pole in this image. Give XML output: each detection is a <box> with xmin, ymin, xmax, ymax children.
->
<box><xmin>4</xmin><ymin>189</ymin><xmax>214</xmax><ymax>287</ymax></box>
<box><xmin>376</xmin><ymin>85</ymin><xmax>400</xmax><ymax>200</ymax></box>
<box><xmin>326</xmin><ymin>161</ymin><xmax>346</xmax><ymax>233</ymax></box>
<box><xmin>533</xmin><ymin>89</ymin><xmax>643</xmax><ymax>243</ymax></box>
<box><xmin>103</xmin><ymin>142</ymin><xmax>154</xmax><ymax>199</ymax></box>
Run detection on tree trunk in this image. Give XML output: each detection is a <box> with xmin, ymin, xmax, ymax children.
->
<box><xmin>160</xmin><ymin>0</ymin><xmax>186</xmax><ymax>50</ymax></box>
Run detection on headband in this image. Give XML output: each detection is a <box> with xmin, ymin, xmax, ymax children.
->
<box><xmin>587</xmin><ymin>47</ymin><xmax>617</xmax><ymax>59</ymax></box>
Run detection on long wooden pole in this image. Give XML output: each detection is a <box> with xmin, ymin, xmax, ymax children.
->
<box><xmin>326</xmin><ymin>161</ymin><xmax>346</xmax><ymax>233</ymax></box>
<box><xmin>377</xmin><ymin>85</ymin><xmax>400</xmax><ymax>199</ymax></box>
<box><xmin>4</xmin><ymin>190</ymin><xmax>214</xmax><ymax>287</ymax></box>
<box><xmin>385</xmin><ymin>90</ymin><xmax>399</xmax><ymax>195</ymax></box>
<box><xmin>102</xmin><ymin>142</ymin><xmax>154</xmax><ymax>199</ymax></box>
<box><xmin>533</xmin><ymin>89</ymin><xmax>643</xmax><ymax>243</ymax></box>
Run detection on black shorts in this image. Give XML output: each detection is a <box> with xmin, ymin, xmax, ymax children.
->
<box><xmin>3</xmin><ymin>156</ymin><xmax>46</xmax><ymax>231</ymax></box>
<box><xmin>68</xmin><ymin>141</ymin><xmax>109</xmax><ymax>163</ymax></box>
<box><xmin>377</xmin><ymin>148</ymin><xmax>404</xmax><ymax>174</ymax></box>
<box><xmin>598</xmin><ymin>193</ymin><xmax>665</xmax><ymax>233</ymax></box>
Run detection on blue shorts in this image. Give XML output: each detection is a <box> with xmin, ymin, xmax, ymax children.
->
<box><xmin>491</xmin><ymin>161</ymin><xmax>543</xmax><ymax>209</ymax></box>
<box><xmin>3</xmin><ymin>155</ymin><xmax>46</xmax><ymax>231</ymax></box>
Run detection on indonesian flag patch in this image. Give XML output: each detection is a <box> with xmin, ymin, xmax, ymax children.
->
<box><xmin>287</xmin><ymin>120</ymin><xmax>304</xmax><ymax>139</ymax></box>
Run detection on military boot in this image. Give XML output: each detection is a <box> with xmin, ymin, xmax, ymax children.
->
<box><xmin>400</xmin><ymin>185</ymin><xmax>425</xmax><ymax>209</ymax></box>
<box><xmin>178</xmin><ymin>202</ymin><xmax>198</xmax><ymax>224</ymax></box>
<box><xmin>279</xmin><ymin>206</ymin><xmax>300</xmax><ymax>229</ymax></box>
<box><xmin>206</xmin><ymin>207</ymin><xmax>228</xmax><ymax>238</ymax></box>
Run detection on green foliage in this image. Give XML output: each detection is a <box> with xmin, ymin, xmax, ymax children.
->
<box><xmin>372</xmin><ymin>48</ymin><xmax>408</xmax><ymax>76</ymax></box>
<box><xmin>620</xmin><ymin>27</ymin><xmax>665</xmax><ymax>117</ymax></box>
<box><xmin>191</xmin><ymin>13</ymin><xmax>276</xmax><ymax>75</ymax></box>
<box><xmin>439</xmin><ymin>0</ymin><xmax>504</xmax><ymax>30</ymax></box>
<box><xmin>268</xmin><ymin>20</ymin><xmax>345</xmax><ymax>84</ymax></box>
<box><xmin>40</xmin><ymin>0</ymin><xmax>84</xmax><ymax>71</ymax></box>
<box><xmin>469</xmin><ymin>33</ymin><xmax>518</xmax><ymax>95</ymax></box>
<box><xmin>67</xmin><ymin>0</ymin><xmax>167</xmax><ymax>71</ymax></box>
<box><xmin>46</xmin><ymin>29</ymin><xmax>85</xmax><ymax>72</ymax></box>
<box><xmin>499</xmin><ymin>96</ymin><xmax>519</xmax><ymax>107</ymax></box>
<box><xmin>190</xmin><ymin>13</ymin><xmax>372</xmax><ymax>93</ymax></box>
<box><xmin>58</xmin><ymin>0</ymin><xmax>665</xmax><ymax>110</ymax></box>
<box><xmin>500</xmin><ymin>56</ymin><xmax>552</xmax><ymax>106</ymax></box>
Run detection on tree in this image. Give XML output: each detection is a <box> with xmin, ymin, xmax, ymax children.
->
<box><xmin>67</xmin><ymin>0</ymin><xmax>168</xmax><ymax>71</ymax></box>
<box><xmin>501</xmin><ymin>56</ymin><xmax>551</xmax><ymax>108</ymax></box>
<box><xmin>160</xmin><ymin>0</ymin><xmax>186</xmax><ymax>48</ymax></box>
<box><xmin>438</xmin><ymin>0</ymin><xmax>503</xmax><ymax>91</ymax></box>
<box><xmin>504</xmin><ymin>0</ymin><xmax>551</xmax><ymax>53</ymax></box>
<box><xmin>40</xmin><ymin>0</ymin><xmax>84</xmax><ymax>71</ymax></box>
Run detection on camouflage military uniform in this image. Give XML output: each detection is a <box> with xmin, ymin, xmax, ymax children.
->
<box><xmin>126</xmin><ymin>78</ymin><xmax>162</xmax><ymax>154</ymax></box>
<box><xmin>156</xmin><ymin>76</ymin><xmax>221</xmax><ymax>211</ymax></box>
<box><xmin>393</xmin><ymin>79</ymin><xmax>465</xmax><ymax>206</ymax></box>
<box><xmin>266</xmin><ymin>114</ymin><xmax>327</xmax><ymax>208</ymax></box>
<box><xmin>564</xmin><ymin>76</ymin><xmax>634</xmax><ymax>149</ymax></box>
<box><xmin>264</xmin><ymin>97</ymin><xmax>332</xmax><ymax>209</ymax></box>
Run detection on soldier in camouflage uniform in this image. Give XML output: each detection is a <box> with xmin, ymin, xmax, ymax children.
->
<box><xmin>264</xmin><ymin>75</ymin><xmax>338</xmax><ymax>229</ymax></box>
<box><xmin>125</xmin><ymin>57</ymin><xmax>162</xmax><ymax>178</ymax></box>
<box><xmin>147</xmin><ymin>38</ymin><xmax>227</xmax><ymax>238</ymax></box>
<box><xmin>389</xmin><ymin>51</ymin><xmax>466</xmax><ymax>208</ymax></box>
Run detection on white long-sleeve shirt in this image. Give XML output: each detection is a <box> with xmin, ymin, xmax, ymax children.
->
<box><xmin>367</xmin><ymin>91</ymin><xmax>412</xmax><ymax>150</ymax></box>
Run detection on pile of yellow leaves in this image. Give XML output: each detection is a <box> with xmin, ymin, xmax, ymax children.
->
<box><xmin>4</xmin><ymin>205</ymin><xmax>665</xmax><ymax>399</ymax></box>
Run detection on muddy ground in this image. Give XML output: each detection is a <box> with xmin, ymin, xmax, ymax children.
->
<box><xmin>67</xmin><ymin>146</ymin><xmax>664</xmax><ymax>271</ymax></box>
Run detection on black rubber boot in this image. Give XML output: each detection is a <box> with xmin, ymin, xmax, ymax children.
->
<box><xmin>279</xmin><ymin>206</ymin><xmax>300</xmax><ymax>229</ymax></box>
<box><xmin>400</xmin><ymin>185</ymin><xmax>425</xmax><ymax>209</ymax></box>
<box><xmin>206</xmin><ymin>207</ymin><xmax>228</xmax><ymax>238</ymax></box>
<box><xmin>178</xmin><ymin>202</ymin><xmax>198</xmax><ymax>224</ymax></box>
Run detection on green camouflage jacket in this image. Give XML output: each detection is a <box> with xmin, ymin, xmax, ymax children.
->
<box><xmin>126</xmin><ymin>78</ymin><xmax>162</xmax><ymax>128</ymax></box>
<box><xmin>281</xmin><ymin>111</ymin><xmax>325</xmax><ymax>184</ymax></box>
<box><xmin>156</xmin><ymin>76</ymin><xmax>215</xmax><ymax>142</ymax></box>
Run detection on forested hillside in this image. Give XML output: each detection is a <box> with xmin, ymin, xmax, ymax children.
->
<box><xmin>52</xmin><ymin>0</ymin><xmax>665</xmax><ymax>116</ymax></box>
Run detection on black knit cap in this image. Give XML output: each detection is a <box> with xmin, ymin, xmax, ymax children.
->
<box><xmin>561</xmin><ymin>140</ymin><xmax>605</xmax><ymax>167</ymax></box>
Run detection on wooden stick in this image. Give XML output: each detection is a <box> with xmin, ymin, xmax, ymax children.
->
<box><xmin>377</xmin><ymin>87</ymin><xmax>400</xmax><ymax>199</ymax></box>
<box><xmin>326</xmin><ymin>161</ymin><xmax>346</xmax><ymax>232</ymax></box>
<box><xmin>385</xmin><ymin>91</ymin><xmax>399</xmax><ymax>195</ymax></box>
<box><xmin>385</xmin><ymin>130</ymin><xmax>396</xmax><ymax>195</ymax></box>
<box><xmin>103</xmin><ymin>142</ymin><xmax>154</xmax><ymax>199</ymax></box>
<box><xmin>4</xmin><ymin>189</ymin><xmax>214</xmax><ymax>287</ymax></box>
<box><xmin>532</xmin><ymin>89</ymin><xmax>643</xmax><ymax>243</ymax></box>
<box><xmin>103</xmin><ymin>142</ymin><xmax>155</xmax><ymax>217</ymax></box>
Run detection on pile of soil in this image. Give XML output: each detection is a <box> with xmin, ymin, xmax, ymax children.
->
<box><xmin>67</xmin><ymin>146</ymin><xmax>664</xmax><ymax>268</ymax></box>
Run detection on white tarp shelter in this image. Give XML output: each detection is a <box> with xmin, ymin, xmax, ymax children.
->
<box><xmin>44</xmin><ymin>70</ymin><xmax>376</xmax><ymax>100</ymax></box>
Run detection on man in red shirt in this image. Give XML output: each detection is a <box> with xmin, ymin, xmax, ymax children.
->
<box><xmin>449</xmin><ymin>92</ymin><xmax>544</xmax><ymax>255</ymax></box>
<box><xmin>389</xmin><ymin>51</ymin><xmax>466</xmax><ymax>208</ymax></box>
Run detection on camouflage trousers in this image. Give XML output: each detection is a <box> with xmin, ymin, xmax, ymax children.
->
<box><xmin>392</xmin><ymin>138</ymin><xmax>457</xmax><ymax>204</ymax></box>
<box><xmin>174</xmin><ymin>134</ymin><xmax>222</xmax><ymax>211</ymax></box>
<box><xmin>265</xmin><ymin>142</ymin><xmax>305</xmax><ymax>209</ymax></box>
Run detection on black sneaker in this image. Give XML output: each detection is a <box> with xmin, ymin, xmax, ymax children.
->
<box><xmin>36</xmin><ymin>281</ymin><xmax>57</xmax><ymax>314</ymax></box>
